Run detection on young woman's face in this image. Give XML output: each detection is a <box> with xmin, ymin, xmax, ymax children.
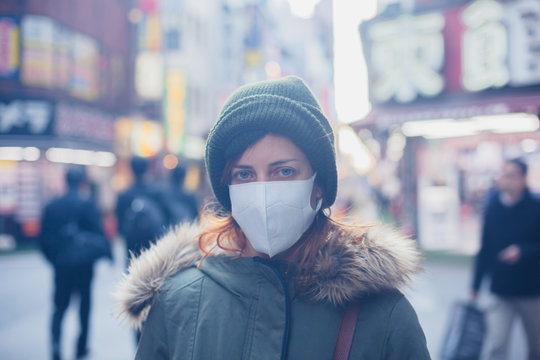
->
<box><xmin>229</xmin><ymin>134</ymin><xmax>321</xmax><ymax>207</ymax></box>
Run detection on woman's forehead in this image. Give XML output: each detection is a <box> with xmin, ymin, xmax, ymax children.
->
<box><xmin>235</xmin><ymin>134</ymin><xmax>308</xmax><ymax>164</ymax></box>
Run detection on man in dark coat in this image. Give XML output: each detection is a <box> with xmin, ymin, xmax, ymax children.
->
<box><xmin>40</xmin><ymin>168</ymin><xmax>108</xmax><ymax>360</ymax></box>
<box><xmin>115</xmin><ymin>156</ymin><xmax>170</xmax><ymax>344</ymax></box>
<box><xmin>161</xmin><ymin>163</ymin><xmax>199</xmax><ymax>226</ymax></box>
<box><xmin>115</xmin><ymin>156</ymin><xmax>168</xmax><ymax>261</ymax></box>
<box><xmin>472</xmin><ymin>158</ymin><xmax>540</xmax><ymax>360</ymax></box>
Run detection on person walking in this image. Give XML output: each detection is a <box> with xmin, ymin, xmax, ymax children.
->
<box><xmin>115</xmin><ymin>156</ymin><xmax>170</xmax><ymax>344</ymax></box>
<box><xmin>161</xmin><ymin>163</ymin><xmax>199</xmax><ymax>226</ymax></box>
<box><xmin>40</xmin><ymin>168</ymin><xmax>110</xmax><ymax>360</ymax></box>
<box><xmin>472</xmin><ymin>158</ymin><xmax>540</xmax><ymax>360</ymax></box>
<box><xmin>115</xmin><ymin>76</ymin><xmax>430</xmax><ymax>359</ymax></box>
<box><xmin>115</xmin><ymin>156</ymin><xmax>168</xmax><ymax>261</ymax></box>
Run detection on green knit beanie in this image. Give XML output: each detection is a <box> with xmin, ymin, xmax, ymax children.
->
<box><xmin>205</xmin><ymin>76</ymin><xmax>337</xmax><ymax>211</ymax></box>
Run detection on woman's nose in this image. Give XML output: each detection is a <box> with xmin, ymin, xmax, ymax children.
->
<box><xmin>256</xmin><ymin>173</ymin><xmax>269</xmax><ymax>182</ymax></box>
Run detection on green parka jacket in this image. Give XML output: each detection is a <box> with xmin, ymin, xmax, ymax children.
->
<box><xmin>115</xmin><ymin>223</ymin><xmax>431</xmax><ymax>360</ymax></box>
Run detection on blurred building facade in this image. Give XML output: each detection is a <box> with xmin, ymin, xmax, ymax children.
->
<box><xmin>356</xmin><ymin>0</ymin><xmax>540</xmax><ymax>253</ymax></box>
<box><xmin>0</xmin><ymin>0</ymin><xmax>335</xmax><ymax>247</ymax></box>
<box><xmin>116</xmin><ymin>0</ymin><xmax>335</xmax><ymax>208</ymax></box>
<box><xmin>123</xmin><ymin>0</ymin><xmax>335</xmax><ymax>160</ymax></box>
<box><xmin>0</xmin><ymin>0</ymin><xmax>133</xmax><ymax>244</ymax></box>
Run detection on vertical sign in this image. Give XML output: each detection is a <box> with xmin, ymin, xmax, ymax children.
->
<box><xmin>461</xmin><ymin>0</ymin><xmax>509</xmax><ymax>91</ymax></box>
<box><xmin>507</xmin><ymin>0</ymin><xmax>540</xmax><ymax>86</ymax></box>
<box><xmin>54</xmin><ymin>25</ymin><xmax>71</xmax><ymax>91</ymax></box>
<box><xmin>70</xmin><ymin>33</ymin><xmax>99</xmax><ymax>101</ymax></box>
<box><xmin>0</xmin><ymin>17</ymin><xmax>19</xmax><ymax>79</ymax></box>
<box><xmin>21</xmin><ymin>16</ymin><xmax>55</xmax><ymax>88</ymax></box>
<box><xmin>164</xmin><ymin>70</ymin><xmax>186</xmax><ymax>154</ymax></box>
<box><xmin>367</xmin><ymin>13</ymin><xmax>445</xmax><ymax>103</ymax></box>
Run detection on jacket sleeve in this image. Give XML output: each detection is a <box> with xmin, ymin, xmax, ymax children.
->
<box><xmin>383</xmin><ymin>296</ymin><xmax>431</xmax><ymax>360</ymax></box>
<box><xmin>517</xmin><ymin>202</ymin><xmax>540</xmax><ymax>261</ymax></box>
<box><xmin>472</xmin><ymin>201</ymin><xmax>495</xmax><ymax>291</ymax></box>
<box><xmin>39</xmin><ymin>203</ymin><xmax>56</xmax><ymax>263</ymax></box>
<box><xmin>135</xmin><ymin>294</ymin><xmax>169</xmax><ymax>360</ymax></box>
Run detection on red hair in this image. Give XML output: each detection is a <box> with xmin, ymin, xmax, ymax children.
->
<box><xmin>198</xmin><ymin>148</ymin><xmax>354</xmax><ymax>282</ymax></box>
<box><xmin>197</xmin><ymin>201</ymin><xmax>336</xmax><ymax>277</ymax></box>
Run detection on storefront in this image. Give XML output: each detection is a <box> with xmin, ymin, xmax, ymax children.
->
<box><xmin>355</xmin><ymin>0</ymin><xmax>540</xmax><ymax>253</ymax></box>
<box><xmin>0</xmin><ymin>3</ymin><xmax>132</xmax><ymax>247</ymax></box>
<box><xmin>0</xmin><ymin>100</ymin><xmax>120</xmax><ymax>245</ymax></box>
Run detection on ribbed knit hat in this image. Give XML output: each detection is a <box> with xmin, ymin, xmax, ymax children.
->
<box><xmin>205</xmin><ymin>76</ymin><xmax>337</xmax><ymax>211</ymax></box>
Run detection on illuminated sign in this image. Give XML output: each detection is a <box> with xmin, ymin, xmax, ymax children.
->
<box><xmin>368</xmin><ymin>13</ymin><xmax>445</xmax><ymax>103</ymax></box>
<box><xmin>0</xmin><ymin>17</ymin><xmax>19</xmax><ymax>79</ymax></box>
<box><xmin>135</xmin><ymin>52</ymin><xmax>163</xmax><ymax>100</ymax></box>
<box><xmin>54</xmin><ymin>25</ymin><xmax>71</xmax><ymax>91</ymax></box>
<box><xmin>70</xmin><ymin>33</ymin><xmax>99</xmax><ymax>101</ymax></box>
<box><xmin>0</xmin><ymin>100</ymin><xmax>53</xmax><ymax>135</ymax></box>
<box><xmin>461</xmin><ymin>0</ymin><xmax>508</xmax><ymax>91</ymax></box>
<box><xmin>21</xmin><ymin>16</ymin><xmax>55</xmax><ymax>88</ymax></box>
<box><xmin>115</xmin><ymin>117</ymin><xmax>163</xmax><ymax>158</ymax></box>
<box><xmin>55</xmin><ymin>102</ymin><xmax>115</xmax><ymax>142</ymax></box>
<box><xmin>361</xmin><ymin>0</ymin><xmax>540</xmax><ymax>105</ymax></box>
<box><xmin>164</xmin><ymin>70</ymin><xmax>186</xmax><ymax>154</ymax></box>
<box><xmin>507</xmin><ymin>0</ymin><xmax>540</xmax><ymax>86</ymax></box>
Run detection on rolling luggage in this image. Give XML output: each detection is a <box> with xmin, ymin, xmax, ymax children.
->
<box><xmin>440</xmin><ymin>301</ymin><xmax>486</xmax><ymax>360</ymax></box>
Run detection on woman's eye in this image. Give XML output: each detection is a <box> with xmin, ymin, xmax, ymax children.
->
<box><xmin>276</xmin><ymin>168</ymin><xmax>295</xmax><ymax>178</ymax></box>
<box><xmin>233</xmin><ymin>171</ymin><xmax>252</xmax><ymax>181</ymax></box>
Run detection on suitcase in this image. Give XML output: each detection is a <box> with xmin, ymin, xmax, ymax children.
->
<box><xmin>440</xmin><ymin>301</ymin><xmax>486</xmax><ymax>360</ymax></box>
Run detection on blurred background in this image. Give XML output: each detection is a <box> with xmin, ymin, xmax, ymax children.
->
<box><xmin>0</xmin><ymin>0</ymin><xmax>538</xmax><ymax>359</ymax></box>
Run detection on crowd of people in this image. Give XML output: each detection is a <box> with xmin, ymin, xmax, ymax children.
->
<box><xmin>40</xmin><ymin>159</ymin><xmax>199</xmax><ymax>360</ymax></box>
<box><xmin>37</xmin><ymin>76</ymin><xmax>539</xmax><ymax>360</ymax></box>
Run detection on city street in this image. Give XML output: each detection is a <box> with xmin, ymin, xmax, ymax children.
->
<box><xmin>0</xmin><ymin>244</ymin><xmax>527</xmax><ymax>360</ymax></box>
<box><xmin>0</xmin><ymin>242</ymin><xmax>135</xmax><ymax>360</ymax></box>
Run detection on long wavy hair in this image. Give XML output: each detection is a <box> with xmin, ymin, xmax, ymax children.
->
<box><xmin>198</xmin><ymin>205</ymin><xmax>336</xmax><ymax>278</ymax></box>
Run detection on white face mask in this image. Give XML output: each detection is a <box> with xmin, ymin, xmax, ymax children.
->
<box><xmin>229</xmin><ymin>174</ymin><xmax>322</xmax><ymax>258</ymax></box>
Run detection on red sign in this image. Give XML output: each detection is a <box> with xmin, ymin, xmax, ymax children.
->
<box><xmin>361</xmin><ymin>0</ymin><xmax>540</xmax><ymax>106</ymax></box>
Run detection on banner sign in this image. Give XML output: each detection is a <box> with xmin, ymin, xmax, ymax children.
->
<box><xmin>55</xmin><ymin>102</ymin><xmax>115</xmax><ymax>143</ymax></box>
<box><xmin>164</xmin><ymin>70</ymin><xmax>186</xmax><ymax>154</ymax></box>
<box><xmin>21</xmin><ymin>15</ymin><xmax>55</xmax><ymax>88</ymax></box>
<box><xmin>0</xmin><ymin>100</ymin><xmax>53</xmax><ymax>136</ymax></box>
<box><xmin>361</xmin><ymin>0</ymin><xmax>540</xmax><ymax>105</ymax></box>
<box><xmin>0</xmin><ymin>17</ymin><xmax>19</xmax><ymax>79</ymax></box>
<box><xmin>12</xmin><ymin>15</ymin><xmax>126</xmax><ymax>104</ymax></box>
<box><xmin>69</xmin><ymin>33</ymin><xmax>99</xmax><ymax>101</ymax></box>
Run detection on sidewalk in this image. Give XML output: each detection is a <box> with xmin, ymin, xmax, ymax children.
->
<box><xmin>0</xmin><ymin>244</ymin><xmax>528</xmax><ymax>360</ymax></box>
<box><xmin>409</xmin><ymin>255</ymin><xmax>526</xmax><ymax>359</ymax></box>
<box><xmin>0</xmin><ymin>241</ymin><xmax>134</xmax><ymax>360</ymax></box>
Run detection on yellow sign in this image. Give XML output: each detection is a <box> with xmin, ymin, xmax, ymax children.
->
<box><xmin>164</xmin><ymin>70</ymin><xmax>186</xmax><ymax>154</ymax></box>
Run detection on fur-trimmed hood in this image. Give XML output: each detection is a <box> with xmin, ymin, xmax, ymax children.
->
<box><xmin>113</xmin><ymin>222</ymin><xmax>422</xmax><ymax>328</ymax></box>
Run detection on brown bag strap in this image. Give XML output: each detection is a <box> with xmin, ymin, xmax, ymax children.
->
<box><xmin>332</xmin><ymin>303</ymin><xmax>360</xmax><ymax>360</ymax></box>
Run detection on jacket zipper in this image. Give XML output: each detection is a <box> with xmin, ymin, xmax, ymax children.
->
<box><xmin>255</xmin><ymin>258</ymin><xmax>291</xmax><ymax>360</ymax></box>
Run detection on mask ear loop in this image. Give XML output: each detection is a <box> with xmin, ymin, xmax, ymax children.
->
<box><xmin>315</xmin><ymin>198</ymin><xmax>323</xmax><ymax>212</ymax></box>
<box><xmin>311</xmin><ymin>172</ymin><xmax>323</xmax><ymax>212</ymax></box>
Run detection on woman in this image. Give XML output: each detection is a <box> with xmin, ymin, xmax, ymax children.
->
<box><xmin>115</xmin><ymin>76</ymin><xmax>430</xmax><ymax>359</ymax></box>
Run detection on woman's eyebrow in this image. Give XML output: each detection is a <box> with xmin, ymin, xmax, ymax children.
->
<box><xmin>269</xmin><ymin>159</ymin><xmax>298</xmax><ymax>167</ymax></box>
<box><xmin>231</xmin><ymin>164</ymin><xmax>253</xmax><ymax>169</ymax></box>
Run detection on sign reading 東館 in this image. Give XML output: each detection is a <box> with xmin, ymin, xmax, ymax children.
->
<box><xmin>361</xmin><ymin>0</ymin><xmax>540</xmax><ymax>105</ymax></box>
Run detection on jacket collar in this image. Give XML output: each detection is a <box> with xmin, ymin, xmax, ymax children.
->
<box><xmin>114</xmin><ymin>222</ymin><xmax>422</xmax><ymax>328</ymax></box>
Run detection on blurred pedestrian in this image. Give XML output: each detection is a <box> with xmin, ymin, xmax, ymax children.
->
<box><xmin>115</xmin><ymin>76</ymin><xmax>429</xmax><ymax>359</ymax></box>
<box><xmin>115</xmin><ymin>156</ymin><xmax>169</xmax><ymax>344</ymax></box>
<box><xmin>40</xmin><ymin>168</ymin><xmax>110</xmax><ymax>360</ymax></box>
<box><xmin>115</xmin><ymin>156</ymin><xmax>168</xmax><ymax>261</ymax></box>
<box><xmin>161</xmin><ymin>163</ymin><xmax>199</xmax><ymax>227</ymax></box>
<box><xmin>472</xmin><ymin>158</ymin><xmax>540</xmax><ymax>360</ymax></box>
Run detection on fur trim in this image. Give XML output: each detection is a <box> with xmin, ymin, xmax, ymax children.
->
<box><xmin>303</xmin><ymin>224</ymin><xmax>421</xmax><ymax>306</ymax></box>
<box><xmin>113</xmin><ymin>222</ymin><xmax>422</xmax><ymax>328</ymax></box>
<box><xmin>112</xmin><ymin>223</ymin><xmax>202</xmax><ymax>329</ymax></box>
